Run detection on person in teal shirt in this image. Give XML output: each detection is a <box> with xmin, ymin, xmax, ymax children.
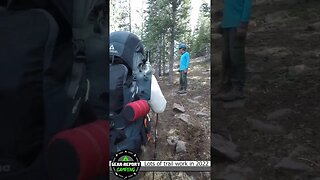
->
<box><xmin>214</xmin><ymin>0</ymin><xmax>252</xmax><ymax>101</ymax></box>
<box><xmin>178</xmin><ymin>43</ymin><xmax>190</xmax><ymax>94</ymax></box>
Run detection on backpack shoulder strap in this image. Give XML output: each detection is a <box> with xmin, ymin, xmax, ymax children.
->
<box><xmin>109</xmin><ymin>64</ymin><xmax>129</xmax><ymax>115</ymax></box>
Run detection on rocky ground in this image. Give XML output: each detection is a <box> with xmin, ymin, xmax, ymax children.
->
<box><xmin>139</xmin><ymin>56</ymin><xmax>211</xmax><ymax>180</ymax></box>
<box><xmin>212</xmin><ymin>0</ymin><xmax>320</xmax><ymax>179</ymax></box>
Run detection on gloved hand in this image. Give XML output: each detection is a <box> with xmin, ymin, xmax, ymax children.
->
<box><xmin>236</xmin><ymin>22</ymin><xmax>248</xmax><ymax>39</ymax></box>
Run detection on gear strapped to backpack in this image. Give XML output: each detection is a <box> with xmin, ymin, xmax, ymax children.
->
<box><xmin>0</xmin><ymin>1</ymin><xmax>109</xmax><ymax>180</ymax></box>
<box><xmin>109</xmin><ymin>31</ymin><xmax>153</xmax><ymax>158</ymax></box>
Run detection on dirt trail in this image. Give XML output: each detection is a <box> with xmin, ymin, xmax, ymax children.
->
<box><xmin>213</xmin><ymin>1</ymin><xmax>320</xmax><ymax>179</ymax></box>
<box><xmin>140</xmin><ymin>56</ymin><xmax>211</xmax><ymax>180</ymax></box>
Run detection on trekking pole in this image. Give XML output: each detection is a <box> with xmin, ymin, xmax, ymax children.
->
<box><xmin>153</xmin><ymin>113</ymin><xmax>159</xmax><ymax>180</ymax></box>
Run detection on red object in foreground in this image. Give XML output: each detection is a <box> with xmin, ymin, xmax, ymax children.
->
<box><xmin>122</xmin><ymin>100</ymin><xmax>150</xmax><ymax>122</ymax></box>
<box><xmin>47</xmin><ymin>120</ymin><xmax>109</xmax><ymax>180</ymax></box>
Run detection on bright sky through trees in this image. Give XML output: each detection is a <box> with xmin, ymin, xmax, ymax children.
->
<box><xmin>111</xmin><ymin>0</ymin><xmax>210</xmax><ymax>33</ymax></box>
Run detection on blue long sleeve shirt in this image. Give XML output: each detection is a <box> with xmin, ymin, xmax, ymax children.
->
<box><xmin>179</xmin><ymin>51</ymin><xmax>190</xmax><ymax>71</ymax></box>
<box><xmin>222</xmin><ymin>0</ymin><xmax>252</xmax><ymax>28</ymax></box>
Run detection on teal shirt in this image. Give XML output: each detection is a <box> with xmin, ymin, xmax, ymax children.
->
<box><xmin>179</xmin><ymin>51</ymin><xmax>190</xmax><ymax>71</ymax></box>
<box><xmin>222</xmin><ymin>0</ymin><xmax>252</xmax><ymax>28</ymax></box>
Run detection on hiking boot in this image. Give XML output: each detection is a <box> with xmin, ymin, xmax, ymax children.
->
<box><xmin>177</xmin><ymin>90</ymin><xmax>187</xmax><ymax>94</ymax></box>
<box><xmin>221</xmin><ymin>87</ymin><xmax>245</xmax><ymax>102</ymax></box>
<box><xmin>213</xmin><ymin>83</ymin><xmax>231</xmax><ymax>100</ymax></box>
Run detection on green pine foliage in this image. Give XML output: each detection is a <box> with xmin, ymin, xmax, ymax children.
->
<box><xmin>110</xmin><ymin>0</ymin><xmax>131</xmax><ymax>31</ymax></box>
<box><xmin>190</xmin><ymin>1</ymin><xmax>210</xmax><ymax>58</ymax></box>
<box><xmin>143</xmin><ymin>0</ymin><xmax>191</xmax><ymax>80</ymax></box>
<box><xmin>110</xmin><ymin>0</ymin><xmax>210</xmax><ymax>78</ymax></box>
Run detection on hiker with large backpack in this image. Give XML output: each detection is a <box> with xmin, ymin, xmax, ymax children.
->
<box><xmin>108</xmin><ymin>31</ymin><xmax>167</xmax><ymax>159</ymax></box>
<box><xmin>1</xmin><ymin>0</ymin><xmax>109</xmax><ymax>179</ymax></box>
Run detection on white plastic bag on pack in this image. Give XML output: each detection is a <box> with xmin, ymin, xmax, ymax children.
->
<box><xmin>148</xmin><ymin>75</ymin><xmax>167</xmax><ymax>113</ymax></box>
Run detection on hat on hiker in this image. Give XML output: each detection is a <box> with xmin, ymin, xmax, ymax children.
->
<box><xmin>178</xmin><ymin>43</ymin><xmax>187</xmax><ymax>49</ymax></box>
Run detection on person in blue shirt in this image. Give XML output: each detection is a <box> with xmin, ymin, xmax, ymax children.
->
<box><xmin>178</xmin><ymin>43</ymin><xmax>190</xmax><ymax>94</ymax></box>
<box><xmin>214</xmin><ymin>0</ymin><xmax>252</xmax><ymax>101</ymax></box>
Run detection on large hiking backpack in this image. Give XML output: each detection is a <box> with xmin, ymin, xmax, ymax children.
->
<box><xmin>0</xmin><ymin>1</ymin><xmax>108</xmax><ymax>179</ymax></box>
<box><xmin>108</xmin><ymin>31</ymin><xmax>153</xmax><ymax>158</ymax></box>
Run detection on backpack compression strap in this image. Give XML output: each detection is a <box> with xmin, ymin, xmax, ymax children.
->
<box><xmin>111</xmin><ymin>100</ymin><xmax>150</xmax><ymax>130</ymax></box>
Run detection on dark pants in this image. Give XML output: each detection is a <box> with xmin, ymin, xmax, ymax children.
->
<box><xmin>179</xmin><ymin>70</ymin><xmax>188</xmax><ymax>90</ymax></box>
<box><xmin>222</xmin><ymin>28</ymin><xmax>246</xmax><ymax>90</ymax></box>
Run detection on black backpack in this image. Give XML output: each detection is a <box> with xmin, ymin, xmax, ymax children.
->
<box><xmin>0</xmin><ymin>1</ymin><xmax>108</xmax><ymax>179</ymax></box>
<box><xmin>108</xmin><ymin>31</ymin><xmax>153</xmax><ymax>158</ymax></box>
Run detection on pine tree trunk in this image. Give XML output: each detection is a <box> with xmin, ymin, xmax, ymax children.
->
<box><xmin>156</xmin><ymin>41</ymin><xmax>161</xmax><ymax>78</ymax></box>
<box><xmin>169</xmin><ymin>34</ymin><xmax>174</xmax><ymax>83</ymax></box>
<box><xmin>169</xmin><ymin>0</ymin><xmax>177</xmax><ymax>84</ymax></box>
<box><xmin>158</xmin><ymin>43</ymin><xmax>162</xmax><ymax>77</ymax></box>
<box><xmin>162</xmin><ymin>35</ymin><xmax>166</xmax><ymax>76</ymax></box>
